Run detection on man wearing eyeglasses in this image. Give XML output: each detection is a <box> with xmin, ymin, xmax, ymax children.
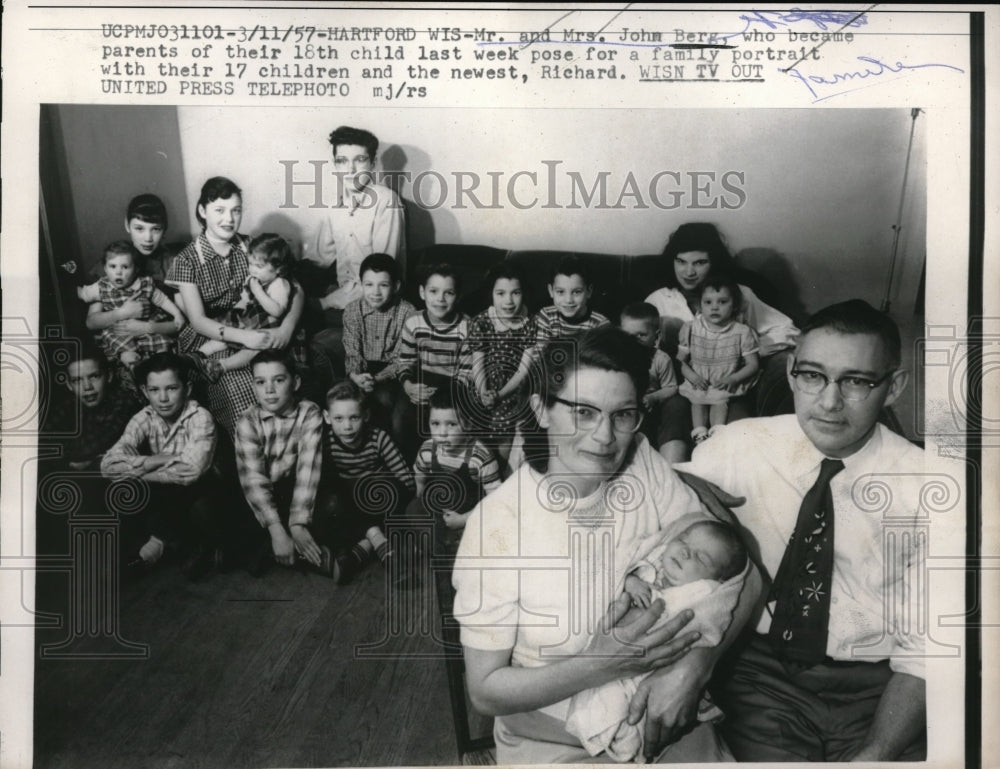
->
<box><xmin>679</xmin><ymin>299</ymin><xmax>932</xmax><ymax>762</ymax></box>
<box><xmin>301</xmin><ymin>125</ymin><xmax>405</xmax><ymax>390</ymax></box>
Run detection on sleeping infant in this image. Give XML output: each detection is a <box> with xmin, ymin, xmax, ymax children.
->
<box><xmin>566</xmin><ymin>518</ymin><xmax>749</xmax><ymax>762</ymax></box>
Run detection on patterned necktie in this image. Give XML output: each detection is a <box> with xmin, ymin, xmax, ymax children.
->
<box><xmin>768</xmin><ymin>457</ymin><xmax>845</xmax><ymax>665</ymax></box>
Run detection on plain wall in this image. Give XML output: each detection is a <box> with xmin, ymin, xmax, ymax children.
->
<box><xmin>49</xmin><ymin>105</ymin><xmax>190</xmax><ymax>271</ymax></box>
<box><xmin>49</xmin><ymin>105</ymin><xmax>926</xmax><ymax>317</ymax></box>
<box><xmin>177</xmin><ymin>106</ymin><xmax>925</xmax><ymax>316</ymax></box>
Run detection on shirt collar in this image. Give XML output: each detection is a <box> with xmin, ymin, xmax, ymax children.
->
<box><xmin>361</xmin><ymin>295</ymin><xmax>400</xmax><ymax>316</ymax></box>
<box><xmin>145</xmin><ymin>399</ymin><xmax>199</xmax><ymax>437</ymax></box>
<box><xmin>196</xmin><ymin>233</ymin><xmax>244</xmax><ymax>264</ymax></box>
<box><xmin>422</xmin><ymin>310</ymin><xmax>461</xmax><ymax>331</ymax></box>
<box><xmin>259</xmin><ymin>400</ymin><xmax>300</xmax><ymax>421</ymax></box>
<box><xmin>487</xmin><ymin>305</ymin><xmax>529</xmax><ymax>326</ymax></box>
<box><xmin>795</xmin><ymin>422</ymin><xmax>883</xmax><ymax>482</ymax></box>
<box><xmin>559</xmin><ymin>308</ymin><xmax>592</xmax><ymax>326</ymax></box>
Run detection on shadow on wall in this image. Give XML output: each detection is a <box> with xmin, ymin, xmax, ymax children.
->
<box><xmin>258</xmin><ymin>211</ymin><xmax>308</xmax><ymax>258</ymax></box>
<box><xmin>735</xmin><ymin>247</ymin><xmax>809</xmax><ymax>324</ymax></box>
<box><xmin>382</xmin><ymin>143</ymin><xmax>457</xmax><ymax>254</ymax></box>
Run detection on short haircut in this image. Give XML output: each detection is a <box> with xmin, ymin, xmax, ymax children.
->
<box><xmin>551</xmin><ymin>255</ymin><xmax>591</xmax><ymax>287</ymax></box>
<box><xmin>428</xmin><ymin>386</ymin><xmax>458</xmax><ymax>413</ymax></box>
<box><xmin>135</xmin><ymin>351</ymin><xmax>188</xmax><ymax>387</ymax></box>
<box><xmin>248</xmin><ymin>233</ymin><xmax>294</xmax><ymax>278</ymax></box>
<box><xmin>419</xmin><ymin>262</ymin><xmax>460</xmax><ymax>291</ymax></box>
<box><xmin>620</xmin><ymin>301</ymin><xmax>660</xmax><ymax>327</ymax></box>
<box><xmin>250</xmin><ymin>348</ymin><xmax>296</xmax><ymax>376</ymax></box>
<box><xmin>126</xmin><ymin>194</ymin><xmax>168</xmax><ymax>228</ymax></box>
<box><xmin>103</xmin><ymin>240</ymin><xmax>135</xmax><ymax>264</ymax></box>
<box><xmin>359</xmin><ymin>252</ymin><xmax>401</xmax><ymax>283</ymax></box>
<box><xmin>697</xmin><ymin>271</ymin><xmax>744</xmax><ymax>315</ymax></box>
<box><xmin>328</xmin><ymin>125</ymin><xmax>379</xmax><ymax>159</ymax></box>
<box><xmin>800</xmin><ymin>299</ymin><xmax>902</xmax><ymax>367</ymax></box>
<box><xmin>685</xmin><ymin>520</ymin><xmax>748</xmax><ymax>582</ymax></box>
<box><xmin>526</xmin><ymin>326</ymin><xmax>650</xmax><ymax>474</ymax></box>
<box><xmin>325</xmin><ymin>378</ymin><xmax>366</xmax><ymax>409</ymax></box>
<box><xmin>488</xmin><ymin>261</ymin><xmax>526</xmax><ymax>289</ymax></box>
<box><xmin>66</xmin><ymin>342</ymin><xmax>108</xmax><ymax>373</ymax></box>
<box><xmin>195</xmin><ymin>176</ymin><xmax>242</xmax><ymax>229</ymax></box>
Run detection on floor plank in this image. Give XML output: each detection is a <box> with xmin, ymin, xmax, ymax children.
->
<box><xmin>34</xmin><ymin>555</ymin><xmax>466</xmax><ymax>768</ymax></box>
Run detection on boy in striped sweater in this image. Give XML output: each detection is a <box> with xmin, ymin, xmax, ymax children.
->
<box><xmin>318</xmin><ymin>379</ymin><xmax>415</xmax><ymax>584</ymax></box>
<box><xmin>397</xmin><ymin>263</ymin><xmax>473</xmax><ymax>460</ymax></box>
<box><xmin>406</xmin><ymin>386</ymin><xmax>502</xmax><ymax>594</ymax></box>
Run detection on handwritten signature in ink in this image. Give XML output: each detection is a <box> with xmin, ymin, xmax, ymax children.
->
<box><xmin>785</xmin><ymin>56</ymin><xmax>965</xmax><ymax>102</ymax></box>
<box><xmin>719</xmin><ymin>8</ymin><xmax>868</xmax><ymax>41</ymax></box>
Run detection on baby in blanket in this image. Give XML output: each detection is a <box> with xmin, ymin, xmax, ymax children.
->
<box><xmin>566</xmin><ymin>516</ymin><xmax>749</xmax><ymax>762</ymax></box>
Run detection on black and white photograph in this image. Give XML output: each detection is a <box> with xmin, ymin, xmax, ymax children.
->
<box><xmin>2</xmin><ymin>4</ymin><xmax>994</xmax><ymax>769</ymax></box>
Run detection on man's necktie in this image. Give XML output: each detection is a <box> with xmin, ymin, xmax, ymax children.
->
<box><xmin>768</xmin><ymin>457</ymin><xmax>845</xmax><ymax>665</ymax></box>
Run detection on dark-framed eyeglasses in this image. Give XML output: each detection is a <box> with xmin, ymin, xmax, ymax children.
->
<box><xmin>789</xmin><ymin>365</ymin><xmax>896</xmax><ymax>402</ymax></box>
<box><xmin>551</xmin><ymin>396</ymin><xmax>644</xmax><ymax>434</ymax></box>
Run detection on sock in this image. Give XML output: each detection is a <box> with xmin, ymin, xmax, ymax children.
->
<box><xmin>139</xmin><ymin>536</ymin><xmax>165</xmax><ymax>564</ymax></box>
<box><xmin>366</xmin><ymin>527</ymin><xmax>389</xmax><ymax>563</ymax></box>
<box><xmin>351</xmin><ymin>539</ymin><xmax>374</xmax><ymax>565</ymax></box>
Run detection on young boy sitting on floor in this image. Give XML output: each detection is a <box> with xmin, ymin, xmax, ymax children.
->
<box><xmin>405</xmin><ymin>387</ymin><xmax>502</xmax><ymax>593</ymax></box>
<box><xmin>318</xmin><ymin>379</ymin><xmax>416</xmax><ymax>584</ymax></box>
<box><xmin>100</xmin><ymin>352</ymin><xmax>222</xmax><ymax>580</ymax></box>
<box><xmin>234</xmin><ymin>349</ymin><xmax>335</xmax><ymax>578</ymax></box>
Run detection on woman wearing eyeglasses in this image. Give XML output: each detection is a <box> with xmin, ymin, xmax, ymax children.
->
<box><xmin>452</xmin><ymin>326</ymin><xmax>760</xmax><ymax>764</ymax></box>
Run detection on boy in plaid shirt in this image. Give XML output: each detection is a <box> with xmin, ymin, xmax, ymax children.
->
<box><xmin>342</xmin><ymin>253</ymin><xmax>417</xmax><ymax>452</ymax></box>
<box><xmin>235</xmin><ymin>349</ymin><xmax>335</xmax><ymax>578</ymax></box>
<box><xmin>100</xmin><ymin>352</ymin><xmax>221</xmax><ymax>580</ymax></box>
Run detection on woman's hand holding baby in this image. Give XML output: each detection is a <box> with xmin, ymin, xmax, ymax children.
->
<box><xmin>584</xmin><ymin>593</ymin><xmax>700</xmax><ymax>680</ymax></box>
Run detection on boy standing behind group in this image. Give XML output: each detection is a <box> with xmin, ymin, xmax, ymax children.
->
<box><xmin>302</xmin><ymin>125</ymin><xmax>405</xmax><ymax>382</ymax></box>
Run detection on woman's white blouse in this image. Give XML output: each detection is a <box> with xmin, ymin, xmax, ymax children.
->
<box><xmin>645</xmin><ymin>284</ymin><xmax>798</xmax><ymax>356</ymax></box>
<box><xmin>452</xmin><ymin>435</ymin><xmax>702</xmax><ymax>668</ymax></box>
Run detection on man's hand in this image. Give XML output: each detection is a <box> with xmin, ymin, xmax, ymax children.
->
<box><xmin>673</xmin><ymin>470</ymin><xmax>746</xmax><ymax>527</ymax></box>
<box><xmin>626</xmin><ymin>660</ymin><xmax>706</xmax><ymax>761</ymax></box>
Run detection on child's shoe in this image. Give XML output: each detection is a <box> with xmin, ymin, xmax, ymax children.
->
<box><xmin>302</xmin><ymin>545</ymin><xmax>336</xmax><ymax>579</ymax></box>
<box><xmin>245</xmin><ymin>537</ymin><xmax>273</xmax><ymax>578</ymax></box>
<box><xmin>691</xmin><ymin>427</ymin><xmax>709</xmax><ymax>445</ymax></box>
<box><xmin>182</xmin><ymin>542</ymin><xmax>217</xmax><ymax>582</ymax></box>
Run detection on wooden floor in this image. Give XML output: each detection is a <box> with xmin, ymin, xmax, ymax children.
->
<box><xmin>33</xmin><ymin>546</ymin><xmax>490</xmax><ymax>768</ymax></box>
